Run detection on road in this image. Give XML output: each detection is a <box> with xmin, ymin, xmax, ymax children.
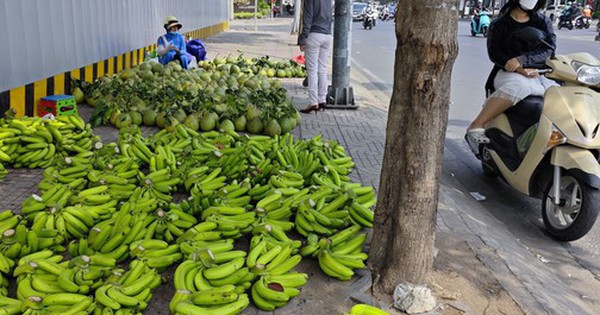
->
<box><xmin>351</xmin><ymin>19</ymin><xmax>600</xmax><ymax>313</ymax></box>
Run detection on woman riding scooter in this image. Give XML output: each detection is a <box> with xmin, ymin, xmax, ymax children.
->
<box><xmin>465</xmin><ymin>0</ymin><xmax>556</xmax><ymax>152</ymax></box>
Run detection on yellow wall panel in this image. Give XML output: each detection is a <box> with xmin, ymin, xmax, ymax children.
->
<box><xmin>54</xmin><ymin>74</ymin><xmax>65</xmax><ymax>95</ymax></box>
<box><xmin>10</xmin><ymin>87</ymin><xmax>25</xmax><ymax>117</ymax></box>
<box><xmin>33</xmin><ymin>79</ymin><xmax>47</xmax><ymax>116</ymax></box>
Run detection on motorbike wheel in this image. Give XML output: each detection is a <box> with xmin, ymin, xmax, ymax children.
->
<box><xmin>585</xmin><ymin>23</ymin><xmax>590</xmax><ymax>29</ymax></box>
<box><xmin>542</xmin><ymin>172</ymin><xmax>600</xmax><ymax>242</ymax></box>
<box><xmin>482</xmin><ymin>26</ymin><xmax>488</xmax><ymax>37</ymax></box>
<box><xmin>567</xmin><ymin>23</ymin><xmax>573</xmax><ymax>30</ymax></box>
<box><xmin>471</xmin><ymin>28</ymin><xmax>476</xmax><ymax>36</ymax></box>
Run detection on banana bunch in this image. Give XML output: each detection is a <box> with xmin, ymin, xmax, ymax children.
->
<box><xmin>173</xmin><ymin>290</ymin><xmax>250</xmax><ymax>315</ymax></box>
<box><xmin>175</xmin><ymin>250</ymin><xmax>253</xmax><ymax>293</ymax></box>
<box><xmin>0</xmin><ymin>252</ymin><xmax>14</xmax><ymax>295</ymax></box>
<box><xmin>19</xmin><ymin>294</ymin><xmax>95</xmax><ymax>315</ymax></box>
<box><xmin>21</xmin><ymin>184</ymin><xmax>72</xmax><ymax>220</ymax></box>
<box><xmin>295</xmin><ymin>196</ymin><xmax>349</xmax><ymax>237</ymax></box>
<box><xmin>202</xmin><ymin>206</ymin><xmax>256</xmax><ymax>239</ymax></box>
<box><xmin>347</xmin><ymin>183</ymin><xmax>377</xmax><ymax>210</ymax></box>
<box><xmin>86</xmin><ymin>219</ymin><xmax>131</xmax><ymax>262</ymax></box>
<box><xmin>250</xmin><ymin>275</ymin><xmax>302</xmax><ymax>311</ymax></box>
<box><xmin>0</xmin><ymin>294</ymin><xmax>21</xmax><ymax>314</ymax></box>
<box><xmin>268</xmin><ymin>170</ymin><xmax>305</xmax><ymax>190</ymax></box>
<box><xmin>247</xmin><ymin>158</ymin><xmax>279</xmax><ymax>185</ymax></box>
<box><xmin>0</xmin><ymin>119</ymin><xmax>58</xmax><ymax>169</ymax></box>
<box><xmin>347</xmin><ymin>303</ymin><xmax>390</xmax><ymax>315</ymax></box>
<box><xmin>0</xmin><ymin>211</ymin><xmax>21</xmax><ymax>236</ymax></box>
<box><xmin>250</xmin><ymin>224</ymin><xmax>301</xmax><ymax>252</ymax></box>
<box><xmin>95</xmin><ymin>259</ymin><xmax>161</xmax><ymax>311</ymax></box>
<box><xmin>119</xmin><ymin>135</ymin><xmax>155</xmax><ymax>166</ymax></box>
<box><xmin>0</xmin><ymin>163</ymin><xmax>7</xmax><ymax>181</ymax></box>
<box><xmin>129</xmin><ymin>239</ymin><xmax>182</xmax><ymax>271</ymax></box>
<box><xmin>299</xmin><ymin>225</ymin><xmax>368</xmax><ymax>281</ymax></box>
<box><xmin>137</xmin><ymin>168</ymin><xmax>180</xmax><ymax>202</ymax></box>
<box><xmin>247</xmin><ymin>235</ymin><xmax>302</xmax><ymax>277</ymax></box>
<box><xmin>55</xmin><ymin>115</ymin><xmax>100</xmax><ymax>155</ymax></box>
<box><xmin>38</xmin><ymin>152</ymin><xmax>94</xmax><ymax>186</ymax></box>
<box><xmin>1</xmin><ymin>225</ymin><xmax>64</xmax><ymax>260</ymax></box>
<box><xmin>134</xmin><ymin>208</ymin><xmax>196</xmax><ymax>243</ymax></box>
<box><xmin>189</xmin><ymin>168</ymin><xmax>228</xmax><ymax>198</ymax></box>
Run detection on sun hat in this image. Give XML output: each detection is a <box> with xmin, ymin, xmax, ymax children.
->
<box><xmin>163</xmin><ymin>16</ymin><xmax>183</xmax><ymax>30</ymax></box>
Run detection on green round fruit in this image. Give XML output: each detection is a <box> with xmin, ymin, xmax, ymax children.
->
<box><xmin>279</xmin><ymin>117</ymin><xmax>293</xmax><ymax>134</ymax></box>
<box><xmin>129</xmin><ymin>111</ymin><xmax>143</xmax><ymax>126</ymax></box>
<box><xmin>72</xmin><ymin>87</ymin><xmax>85</xmax><ymax>104</ymax></box>
<box><xmin>115</xmin><ymin>113</ymin><xmax>132</xmax><ymax>129</ymax></box>
<box><xmin>142</xmin><ymin>109</ymin><xmax>157</xmax><ymax>126</ymax></box>
<box><xmin>247</xmin><ymin>118</ymin><xmax>264</xmax><ymax>134</ymax></box>
<box><xmin>234</xmin><ymin>116</ymin><xmax>247</xmax><ymax>132</ymax></box>
<box><xmin>265</xmin><ymin>119</ymin><xmax>282</xmax><ymax>136</ymax></box>
<box><xmin>219</xmin><ymin>119</ymin><xmax>235</xmax><ymax>133</ymax></box>
<box><xmin>200</xmin><ymin>115</ymin><xmax>217</xmax><ymax>131</ymax></box>
<box><xmin>183</xmin><ymin>115</ymin><xmax>200</xmax><ymax>131</ymax></box>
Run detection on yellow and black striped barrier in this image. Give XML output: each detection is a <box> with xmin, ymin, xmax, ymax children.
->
<box><xmin>0</xmin><ymin>21</ymin><xmax>228</xmax><ymax>118</ymax></box>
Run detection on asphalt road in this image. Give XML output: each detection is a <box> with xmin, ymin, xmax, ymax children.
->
<box><xmin>351</xmin><ymin>19</ymin><xmax>600</xmax><ymax>312</ymax></box>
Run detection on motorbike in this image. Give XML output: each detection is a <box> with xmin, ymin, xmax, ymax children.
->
<box><xmin>363</xmin><ymin>12</ymin><xmax>377</xmax><ymax>29</ymax></box>
<box><xmin>470</xmin><ymin>10</ymin><xmax>491</xmax><ymax>37</ymax></box>
<box><xmin>557</xmin><ymin>13</ymin><xmax>574</xmax><ymax>30</ymax></box>
<box><xmin>574</xmin><ymin>15</ymin><xmax>591</xmax><ymax>29</ymax></box>
<box><xmin>470</xmin><ymin>27</ymin><xmax>600</xmax><ymax>241</ymax></box>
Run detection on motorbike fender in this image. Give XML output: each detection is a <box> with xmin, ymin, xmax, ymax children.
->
<box><xmin>551</xmin><ymin>146</ymin><xmax>600</xmax><ymax>189</ymax></box>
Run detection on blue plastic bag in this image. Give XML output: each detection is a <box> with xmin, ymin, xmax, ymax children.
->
<box><xmin>186</xmin><ymin>39</ymin><xmax>207</xmax><ymax>61</ymax></box>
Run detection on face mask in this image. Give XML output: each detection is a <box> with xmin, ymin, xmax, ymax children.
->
<box><xmin>168</xmin><ymin>31</ymin><xmax>177</xmax><ymax>35</ymax></box>
<box><xmin>519</xmin><ymin>0</ymin><xmax>537</xmax><ymax>11</ymax></box>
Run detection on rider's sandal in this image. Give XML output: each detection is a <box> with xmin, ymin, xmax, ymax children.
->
<box><xmin>465</xmin><ymin>128</ymin><xmax>490</xmax><ymax>154</ymax></box>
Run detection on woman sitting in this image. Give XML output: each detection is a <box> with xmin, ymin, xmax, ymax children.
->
<box><xmin>157</xmin><ymin>16</ymin><xmax>191</xmax><ymax>69</ymax></box>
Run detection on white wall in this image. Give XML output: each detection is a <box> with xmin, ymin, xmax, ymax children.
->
<box><xmin>0</xmin><ymin>0</ymin><xmax>228</xmax><ymax>92</ymax></box>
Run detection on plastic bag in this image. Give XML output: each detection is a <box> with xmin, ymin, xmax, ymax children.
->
<box><xmin>186</xmin><ymin>39</ymin><xmax>207</xmax><ymax>61</ymax></box>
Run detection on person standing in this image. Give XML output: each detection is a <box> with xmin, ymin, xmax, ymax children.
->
<box><xmin>298</xmin><ymin>0</ymin><xmax>333</xmax><ymax>114</ymax></box>
<box><xmin>157</xmin><ymin>16</ymin><xmax>191</xmax><ymax>69</ymax></box>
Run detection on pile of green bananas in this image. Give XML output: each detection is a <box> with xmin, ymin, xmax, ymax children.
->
<box><xmin>0</xmin><ymin>115</ymin><xmax>99</xmax><ymax>170</ymax></box>
<box><xmin>0</xmin><ymin>122</ymin><xmax>380</xmax><ymax>314</ymax></box>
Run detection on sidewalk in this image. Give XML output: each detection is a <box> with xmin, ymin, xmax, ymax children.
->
<box><xmin>207</xmin><ymin>17</ymin><xmax>594</xmax><ymax>315</ymax></box>
<box><xmin>0</xmin><ymin>17</ymin><xmax>593</xmax><ymax>315</ymax></box>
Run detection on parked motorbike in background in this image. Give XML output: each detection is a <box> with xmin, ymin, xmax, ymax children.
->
<box><xmin>470</xmin><ymin>27</ymin><xmax>600</xmax><ymax>242</ymax></box>
<box><xmin>471</xmin><ymin>10</ymin><xmax>491</xmax><ymax>37</ymax></box>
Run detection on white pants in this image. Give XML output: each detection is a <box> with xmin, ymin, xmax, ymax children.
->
<box><xmin>492</xmin><ymin>70</ymin><xmax>558</xmax><ymax>105</ymax></box>
<box><xmin>305</xmin><ymin>32</ymin><xmax>332</xmax><ymax>105</ymax></box>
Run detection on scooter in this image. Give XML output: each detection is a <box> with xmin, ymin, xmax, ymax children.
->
<box><xmin>470</xmin><ymin>10</ymin><xmax>491</xmax><ymax>37</ymax></box>
<box><xmin>574</xmin><ymin>16</ymin><xmax>591</xmax><ymax>29</ymax></box>
<box><xmin>471</xmin><ymin>27</ymin><xmax>600</xmax><ymax>241</ymax></box>
<box><xmin>557</xmin><ymin>14</ymin><xmax>574</xmax><ymax>30</ymax></box>
<box><xmin>363</xmin><ymin>12</ymin><xmax>377</xmax><ymax>29</ymax></box>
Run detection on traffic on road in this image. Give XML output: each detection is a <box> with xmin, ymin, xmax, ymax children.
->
<box><xmin>351</xmin><ymin>17</ymin><xmax>600</xmax><ymax>312</ymax></box>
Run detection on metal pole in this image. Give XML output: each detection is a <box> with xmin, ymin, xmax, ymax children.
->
<box><xmin>254</xmin><ymin>0</ymin><xmax>258</xmax><ymax>31</ymax></box>
<box><xmin>326</xmin><ymin>0</ymin><xmax>356</xmax><ymax>108</ymax></box>
<box><xmin>291</xmin><ymin>0</ymin><xmax>301</xmax><ymax>34</ymax></box>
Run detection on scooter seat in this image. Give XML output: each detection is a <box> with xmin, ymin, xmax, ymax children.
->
<box><xmin>504</xmin><ymin>95</ymin><xmax>543</xmax><ymax>138</ymax></box>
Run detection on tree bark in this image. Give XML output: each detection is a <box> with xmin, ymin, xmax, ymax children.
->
<box><xmin>369</xmin><ymin>0</ymin><xmax>458</xmax><ymax>296</ymax></box>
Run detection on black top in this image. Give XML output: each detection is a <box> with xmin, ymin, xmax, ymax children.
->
<box><xmin>487</xmin><ymin>11</ymin><xmax>556</xmax><ymax>70</ymax></box>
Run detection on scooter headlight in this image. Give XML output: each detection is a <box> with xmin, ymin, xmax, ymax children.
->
<box><xmin>572</xmin><ymin>61</ymin><xmax>600</xmax><ymax>85</ymax></box>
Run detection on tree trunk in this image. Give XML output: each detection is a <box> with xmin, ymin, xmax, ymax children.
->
<box><xmin>369</xmin><ymin>0</ymin><xmax>458</xmax><ymax>296</ymax></box>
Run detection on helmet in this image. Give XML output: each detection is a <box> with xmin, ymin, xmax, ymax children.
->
<box><xmin>567</xmin><ymin>1</ymin><xmax>572</xmax><ymax>4</ymax></box>
<box><xmin>163</xmin><ymin>16</ymin><xmax>182</xmax><ymax>31</ymax></box>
